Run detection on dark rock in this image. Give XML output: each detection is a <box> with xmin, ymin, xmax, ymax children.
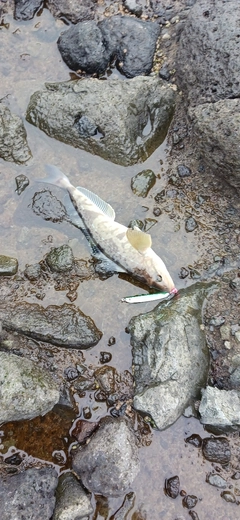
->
<box><xmin>15</xmin><ymin>174</ymin><xmax>29</xmax><ymax>195</ymax></box>
<box><xmin>206</xmin><ymin>473</ymin><xmax>227</xmax><ymax>488</ymax></box>
<box><xmin>32</xmin><ymin>190</ymin><xmax>67</xmax><ymax>223</ymax></box>
<box><xmin>231</xmin><ymin>472</ymin><xmax>240</xmax><ymax>480</ymax></box>
<box><xmin>46</xmin><ymin>0</ymin><xmax>97</xmax><ymax>24</ymax></box>
<box><xmin>14</xmin><ymin>0</ymin><xmax>43</xmax><ymax>21</ymax></box>
<box><xmin>164</xmin><ymin>475</ymin><xmax>180</xmax><ymax>499</ymax></box>
<box><xmin>209</xmin><ymin>315</ymin><xmax>225</xmax><ymax>327</ymax></box>
<box><xmin>46</xmin><ymin>245</ymin><xmax>74</xmax><ymax>272</ymax></box>
<box><xmin>64</xmin><ymin>366</ymin><xmax>79</xmax><ymax>381</ymax></box>
<box><xmin>179</xmin><ymin>267</ymin><xmax>189</xmax><ymax>279</ymax></box>
<box><xmin>71</xmin><ymin>419</ymin><xmax>99</xmax><ymax>444</ymax></box>
<box><xmin>177</xmin><ymin>164</ymin><xmax>191</xmax><ymax>177</ymax></box>
<box><xmin>75</xmin><ymin>114</ymin><xmax>98</xmax><ymax>137</ymax></box>
<box><xmin>202</xmin><ymin>437</ymin><xmax>231</xmax><ymax>465</ymax></box>
<box><xmin>0</xmin><ymin>467</ymin><xmax>58</xmax><ymax>520</ymax></box>
<box><xmin>52</xmin><ymin>472</ymin><xmax>93</xmax><ymax>520</ymax></box>
<box><xmin>182</xmin><ymin>494</ymin><xmax>198</xmax><ymax>509</ymax></box>
<box><xmin>123</xmin><ymin>0</ymin><xmax>143</xmax><ymax>17</ymax></box>
<box><xmin>83</xmin><ymin>406</ymin><xmax>92</xmax><ymax>419</ymax></box>
<box><xmin>153</xmin><ymin>206</ymin><xmax>162</xmax><ymax>217</ymax></box>
<box><xmin>185</xmin><ymin>434</ymin><xmax>202</xmax><ymax>448</ymax></box>
<box><xmin>72</xmin><ymin>417</ymin><xmax>140</xmax><ymax>497</ymax></box>
<box><xmin>131</xmin><ymin>169</ymin><xmax>156</xmax><ymax>197</ymax></box>
<box><xmin>220</xmin><ymin>491</ymin><xmax>236</xmax><ymax>503</ymax></box>
<box><xmin>108</xmin><ymin>336</ymin><xmax>116</xmax><ymax>346</ymax></box>
<box><xmin>100</xmin><ymin>351</ymin><xmax>112</xmax><ymax>364</ymax></box>
<box><xmin>5</xmin><ymin>452</ymin><xmax>23</xmax><ymax>465</ymax></box>
<box><xmin>159</xmin><ymin>63</ymin><xmax>171</xmax><ymax>81</ymax></box>
<box><xmin>0</xmin><ymin>103</ymin><xmax>31</xmax><ymax>164</ymax></box>
<box><xmin>185</xmin><ymin>216</ymin><xmax>198</xmax><ymax>232</ymax></box>
<box><xmin>0</xmin><ymin>302</ymin><xmax>102</xmax><ymax>348</ymax></box>
<box><xmin>26</xmin><ymin>76</ymin><xmax>175</xmax><ymax>167</ymax></box>
<box><xmin>24</xmin><ymin>263</ymin><xmax>41</xmax><ymax>281</ymax></box>
<box><xmin>0</xmin><ymin>255</ymin><xmax>18</xmax><ymax>276</ymax></box>
<box><xmin>189</xmin><ymin>512</ymin><xmax>200</xmax><ymax>520</ymax></box>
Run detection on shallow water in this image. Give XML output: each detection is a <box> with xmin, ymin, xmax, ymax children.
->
<box><xmin>0</xmin><ymin>5</ymin><xmax>239</xmax><ymax>519</ymax></box>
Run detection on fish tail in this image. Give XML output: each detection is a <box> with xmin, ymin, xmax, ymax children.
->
<box><xmin>39</xmin><ymin>164</ymin><xmax>71</xmax><ymax>189</ymax></box>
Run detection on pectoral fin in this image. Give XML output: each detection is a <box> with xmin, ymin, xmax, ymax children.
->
<box><xmin>126</xmin><ymin>228</ymin><xmax>152</xmax><ymax>253</ymax></box>
<box><xmin>76</xmin><ymin>187</ymin><xmax>115</xmax><ymax>220</ymax></box>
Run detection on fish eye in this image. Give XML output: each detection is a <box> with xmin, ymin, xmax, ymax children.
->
<box><xmin>156</xmin><ymin>274</ymin><xmax>162</xmax><ymax>282</ymax></box>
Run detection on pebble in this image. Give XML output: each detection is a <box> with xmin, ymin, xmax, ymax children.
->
<box><xmin>185</xmin><ymin>434</ymin><xmax>202</xmax><ymax>448</ymax></box>
<box><xmin>220</xmin><ymin>490</ymin><xmax>236</xmax><ymax>503</ymax></box>
<box><xmin>202</xmin><ymin>437</ymin><xmax>231</xmax><ymax>465</ymax></box>
<box><xmin>15</xmin><ymin>174</ymin><xmax>29</xmax><ymax>195</ymax></box>
<box><xmin>177</xmin><ymin>164</ymin><xmax>192</xmax><ymax>177</ymax></box>
<box><xmin>24</xmin><ymin>263</ymin><xmax>41</xmax><ymax>281</ymax></box>
<box><xmin>182</xmin><ymin>494</ymin><xmax>198</xmax><ymax>509</ymax></box>
<box><xmin>206</xmin><ymin>473</ymin><xmax>227</xmax><ymax>488</ymax></box>
<box><xmin>185</xmin><ymin>216</ymin><xmax>198</xmax><ymax>232</ymax></box>
<box><xmin>0</xmin><ymin>255</ymin><xmax>18</xmax><ymax>276</ymax></box>
<box><xmin>189</xmin><ymin>512</ymin><xmax>199</xmax><ymax>520</ymax></box>
<box><xmin>108</xmin><ymin>336</ymin><xmax>116</xmax><ymax>346</ymax></box>
<box><xmin>72</xmin><ymin>419</ymin><xmax>99</xmax><ymax>444</ymax></box>
<box><xmin>179</xmin><ymin>267</ymin><xmax>189</xmax><ymax>279</ymax></box>
<box><xmin>164</xmin><ymin>475</ymin><xmax>180</xmax><ymax>498</ymax></box>
<box><xmin>99</xmin><ymin>352</ymin><xmax>112</xmax><ymax>364</ymax></box>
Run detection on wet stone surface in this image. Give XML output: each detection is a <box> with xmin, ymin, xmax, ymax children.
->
<box><xmin>202</xmin><ymin>437</ymin><xmax>231</xmax><ymax>465</ymax></box>
<box><xmin>0</xmin><ymin>255</ymin><xmax>18</xmax><ymax>276</ymax></box>
<box><xmin>165</xmin><ymin>475</ymin><xmax>180</xmax><ymax>499</ymax></box>
<box><xmin>131</xmin><ymin>169</ymin><xmax>156</xmax><ymax>197</ymax></box>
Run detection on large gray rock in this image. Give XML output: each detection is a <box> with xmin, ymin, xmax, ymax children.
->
<box><xmin>189</xmin><ymin>99</ymin><xmax>240</xmax><ymax>190</ymax></box>
<box><xmin>0</xmin><ymin>467</ymin><xmax>58</xmax><ymax>520</ymax></box>
<box><xmin>26</xmin><ymin>76</ymin><xmax>175</xmax><ymax>166</ymax></box>
<box><xmin>52</xmin><ymin>472</ymin><xmax>93</xmax><ymax>520</ymax></box>
<box><xmin>0</xmin><ymin>302</ymin><xmax>102</xmax><ymax>348</ymax></box>
<box><xmin>72</xmin><ymin>417</ymin><xmax>140</xmax><ymax>497</ymax></box>
<box><xmin>177</xmin><ymin>0</ymin><xmax>240</xmax><ymax>105</ymax></box>
<box><xmin>199</xmin><ymin>386</ymin><xmax>240</xmax><ymax>429</ymax></box>
<box><xmin>0</xmin><ymin>103</ymin><xmax>31</xmax><ymax>164</ymax></box>
<box><xmin>0</xmin><ymin>351</ymin><xmax>60</xmax><ymax>423</ymax></box>
<box><xmin>128</xmin><ymin>283</ymin><xmax>215</xmax><ymax>430</ymax></box>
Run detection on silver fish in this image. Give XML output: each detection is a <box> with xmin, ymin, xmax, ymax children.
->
<box><xmin>121</xmin><ymin>291</ymin><xmax>171</xmax><ymax>304</ymax></box>
<box><xmin>42</xmin><ymin>165</ymin><xmax>178</xmax><ymax>294</ymax></box>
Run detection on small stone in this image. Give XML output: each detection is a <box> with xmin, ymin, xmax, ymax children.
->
<box><xmin>209</xmin><ymin>315</ymin><xmax>225</xmax><ymax>327</ymax></box>
<box><xmin>182</xmin><ymin>495</ymin><xmax>198</xmax><ymax>509</ymax></box>
<box><xmin>108</xmin><ymin>336</ymin><xmax>116</xmax><ymax>346</ymax></box>
<box><xmin>231</xmin><ymin>472</ymin><xmax>240</xmax><ymax>480</ymax></box>
<box><xmin>185</xmin><ymin>216</ymin><xmax>198</xmax><ymax>232</ymax></box>
<box><xmin>202</xmin><ymin>437</ymin><xmax>231</xmax><ymax>465</ymax></box>
<box><xmin>99</xmin><ymin>352</ymin><xmax>112</xmax><ymax>364</ymax></box>
<box><xmin>179</xmin><ymin>267</ymin><xmax>189</xmax><ymax>279</ymax></box>
<box><xmin>71</xmin><ymin>419</ymin><xmax>99</xmax><ymax>444</ymax></box>
<box><xmin>124</xmin><ymin>0</ymin><xmax>143</xmax><ymax>17</ymax></box>
<box><xmin>24</xmin><ymin>263</ymin><xmax>41</xmax><ymax>281</ymax></box>
<box><xmin>153</xmin><ymin>206</ymin><xmax>162</xmax><ymax>217</ymax></box>
<box><xmin>159</xmin><ymin>63</ymin><xmax>170</xmax><ymax>81</ymax></box>
<box><xmin>189</xmin><ymin>512</ymin><xmax>199</xmax><ymax>520</ymax></box>
<box><xmin>220</xmin><ymin>491</ymin><xmax>236</xmax><ymax>503</ymax></box>
<box><xmin>15</xmin><ymin>174</ymin><xmax>29</xmax><ymax>195</ymax></box>
<box><xmin>64</xmin><ymin>366</ymin><xmax>79</xmax><ymax>381</ymax></box>
<box><xmin>164</xmin><ymin>475</ymin><xmax>180</xmax><ymax>498</ymax></box>
<box><xmin>46</xmin><ymin>245</ymin><xmax>74</xmax><ymax>272</ymax></box>
<box><xmin>220</xmin><ymin>325</ymin><xmax>230</xmax><ymax>341</ymax></box>
<box><xmin>177</xmin><ymin>164</ymin><xmax>192</xmax><ymax>177</ymax></box>
<box><xmin>131</xmin><ymin>169</ymin><xmax>156</xmax><ymax>197</ymax></box>
<box><xmin>206</xmin><ymin>473</ymin><xmax>227</xmax><ymax>488</ymax></box>
<box><xmin>224</xmin><ymin>341</ymin><xmax>231</xmax><ymax>349</ymax></box>
<box><xmin>185</xmin><ymin>434</ymin><xmax>202</xmax><ymax>448</ymax></box>
<box><xmin>235</xmin><ymin>331</ymin><xmax>240</xmax><ymax>343</ymax></box>
<box><xmin>0</xmin><ymin>255</ymin><xmax>18</xmax><ymax>276</ymax></box>
<box><xmin>83</xmin><ymin>406</ymin><xmax>92</xmax><ymax>420</ymax></box>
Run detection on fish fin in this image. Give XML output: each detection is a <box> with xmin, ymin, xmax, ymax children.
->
<box><xmin>76</xmin><ymin>187</ymin><xmax>115</xmax><ymax>220</ymax></box>
<box><xmin>42</xmin><ymin>164</ymin><xmax>71</xmax><ymax>188</ymax></box>
<box><xmin>126</xmin><ymin>228</ymin><xmax>152</xmax><ymax>253</ymax></box>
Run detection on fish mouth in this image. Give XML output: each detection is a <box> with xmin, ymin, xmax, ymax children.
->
<box><xmin>170</xmin><ymin>287</ymin><xmax>178</xmax><ymax>295</ymax></box>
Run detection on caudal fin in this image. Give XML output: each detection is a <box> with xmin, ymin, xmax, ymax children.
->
<box><xmin>40</xmin><ymin>164</ymin><xmax>71</xmax><ymax>189</ymax></box>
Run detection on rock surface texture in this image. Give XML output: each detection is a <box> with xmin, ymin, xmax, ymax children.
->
<box><xmin>0</xmin><ymin>103</ymin><xmax>31</xmax><ymax>164</ymax></box>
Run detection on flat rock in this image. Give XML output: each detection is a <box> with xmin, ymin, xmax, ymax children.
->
<box><xmin>0</xmin><ymin>255</ymin><xmax>18</xmax><ymax>276</ymax></box>
<box><xmin>128</xmin><ymin>283</ymin><xmax>216</xmax><ymax>430</ymax></box>
<box><xmin>72</xmin><ymin>417</ymin><xmax>140</xmax><ymax>497</ymax></box>
<box><xmin>52</xmin><ymin>472</ymin><xmax>93</xmax><ymax>520</ymax></box>
<box><xmin>0</xmin><ymin>351</ymin><xmax>59</xmax><ymax>423</ymax></box>
<box><xmin>0</xmin><ymin>103</ymin><xmax>31</xmax><ymax>164</ymax></box>
<box><xmin>0</xmin><ymin>467</ymin><xmax>58</xmax><ymax>520</ymax></box>
<box><xmin>0</xmin><ymin>302</ymin><xmax>102</xmax><ymax>348</ymax></box>
<box><xmin>199</xmin><ymin>386</ymin><xmax>240</xmax><ymax>428</ymax></box>
<box><xmin>26</xmin><ymin>76</ymin><xmax>175</xmax><ymax>166</ymax></box>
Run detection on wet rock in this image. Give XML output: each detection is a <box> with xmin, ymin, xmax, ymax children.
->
<box><xmin>189</xmin><ymin>99</ymin><xmax>240</xmax><ymax>190</ymax></box>
<box><xmin>199</xmin><ymin>386</ymin><xmax>240</xmax><ymax>428</ymax></box>
<box><xmin>0</xmin><ymin>254</ymin><xmax>18</xmax><ymax>276</ymax></box>
<box><xmin>179</xmin><ymin>267</ymin><xmax>189</xmax><ymax>279</ymax></box>
<box><xmin>128</xmin><ymin>283</ymin><xmax>214</xmax><ymax>430</ymax></box>
<box><xmin>202</xmin><ymin>437</ymin><xmax>231</xmax><ymax>465</ymax></box>
<box><xmin>46</xmin><ymin>0</ymin><xmax>96</xmax><ymax>24</ymax></box>
<box><xmin>26</xmin><ymin>76</ymin><xmax>175</xmax><ymax>167</ymax></box>
<box><xmin>189</xmin><ymin>512</ymin><xmax>199</xmax><ymax>520</ymax></box>
<box><xmin>206</xmin><ymin>473</ymin><xmax>227</xmax><ymax>488</ymax></box>
<box><xmin>94</xmin><ymin>366</ymin><xmax>116</xmax><ymax>394</ymax></box>
<box><xmin>0</xmin><ymin>467</ymin><xmax>58</xmax><ymax>520</ymax></box>
<box><xmin>185</xmin><ymin>434</ymin><xmax>202</xmax><ymax>448</ymax></box>
<box><xmin>159</xmin><ymin>63</ymin><xmax>171</xmax><ymax>81</ymax></box>
<box><xmin>209</xmin><ymin>315</ymin><xmax>225</xmax><ymax>327</ymax></box>
<box><xmin>24</xmin><ymin>263</ymin><xmax>41</xmax><ymax>281</ymax></box>
<box><xmin>0</xmin><ymin>351</ymin><xmax>60</xmax><ymax>423</ymax></box>
<box><xmin>177</xmin><ymin>0</ymin><xmax>240</xmax><ymax>105</ymax></box>
<box><xmin>71</xmin><ymin>420</ymin><xmax>99</xmax><ymax>444</ymax></box>
<box><xmin>231</xmin><ymin>471</ymin><xmax>240</xmax><ymax>480</ymax></box>
<box><xmin>182</xmin><ymin>494</ymin><xmax>198</xmax><ymax>509</ymax></box>
<box><xmin>0</xmin><ymin>302</ymin><xmax>102</xmax><ymax>348</ymax></box>
<box><xmin>32</xmin><ymin>190</ymin><xmax>67</xmax><ymax>223</ymax></box>
<box><xmin>72</xmin><ymin>417</ymin><xmax>140</xmax><ymax>497</ymax></box>
<box><xmin>185</xmin><ymin>216</ymin><xmax>198</xmax><ymax>232</ymax></box>
<box><xmin>177</xmin><ymin>164</ymin><xmax>191</xmax><ymax>178</ymax></box>
<box><xmin>164</xmin><ymin>475</ymin><xmax>180</xmax><ymax>499</ymax></box>
<box><xmin>52</xmin><ymin>472</ymin><xmax>93</xmax><ymax>520</ymax></box>
<box><xmin>110</xmin><ymin>491</ymin><xmax>135</xmax><ymax>519</ymax></box>
<box><xmin>46</xmin><ymin>245</ymin><xmax>74</xmax><ymax>272</ymax></box>
<box><xmin>14</xmin><ymin>0</ymin><xmax>43</xmax><ymax>20</ymax></box>
<box><xmin>57</xmin><ymin>16</ymin><xmax>160</xmax><ymax>78</ymax></box>
<box><xmin>0</xmin><ymin>103</ymin><xmax>31</xmax><ymax>163</ymax></box>
<box><xmin>99</xmin><ymin>351</ymin><xmax>112</xmax><ymax>364</ymax></box>
<box><xmin>131</xmin><ymin>169</ymin><xmax>156</xmax><ymax>197</ymax></box>
<box><xmin>15</xmin><ymin>174</ymin><xmax>29</xmax><ymax>195</ymax></box>
<box><xmin>64</xmin><ymin>366</ymin><xmax>79</xmax><ymax>381</ymax></box>
<box><xmin>108</xmin><ymin>336</ymin><xmax>116</xmax><ymax>346</ymax></box>
<box><xmin>220</xmin><ymin>490</ymin><xmax>236</xmax><ymax>503</ymax></box>
<box><xmin>153</xmin><ymin>206</ymin><xmax>162</xmax><ymax>217</ymax></box>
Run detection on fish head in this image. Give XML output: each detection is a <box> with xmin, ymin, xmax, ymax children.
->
<box><xmin>147</xmin><ymin>251</ymin><xmax>178</xmax><ymax>294</ymax></box>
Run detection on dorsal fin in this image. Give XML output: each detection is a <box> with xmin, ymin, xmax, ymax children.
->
<box><xmin>76</xmin><ymin>187</ymin><xmax>115</xmax><ymax>220</ymax></box>
<box><xmin>126</xmin><ymin>228</ymin><xmax>152</xmax><ymax>253</ymax></box>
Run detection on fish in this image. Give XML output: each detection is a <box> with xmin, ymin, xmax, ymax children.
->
<box><xmin>41</xmin><ymin>165</ymin><xmax>178</xmax><ymax>294</ymax></box>
<box><xmin>121</xmin><ymin>291</ymin><xmax>172</xmax><ymax>304</ymax></box>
